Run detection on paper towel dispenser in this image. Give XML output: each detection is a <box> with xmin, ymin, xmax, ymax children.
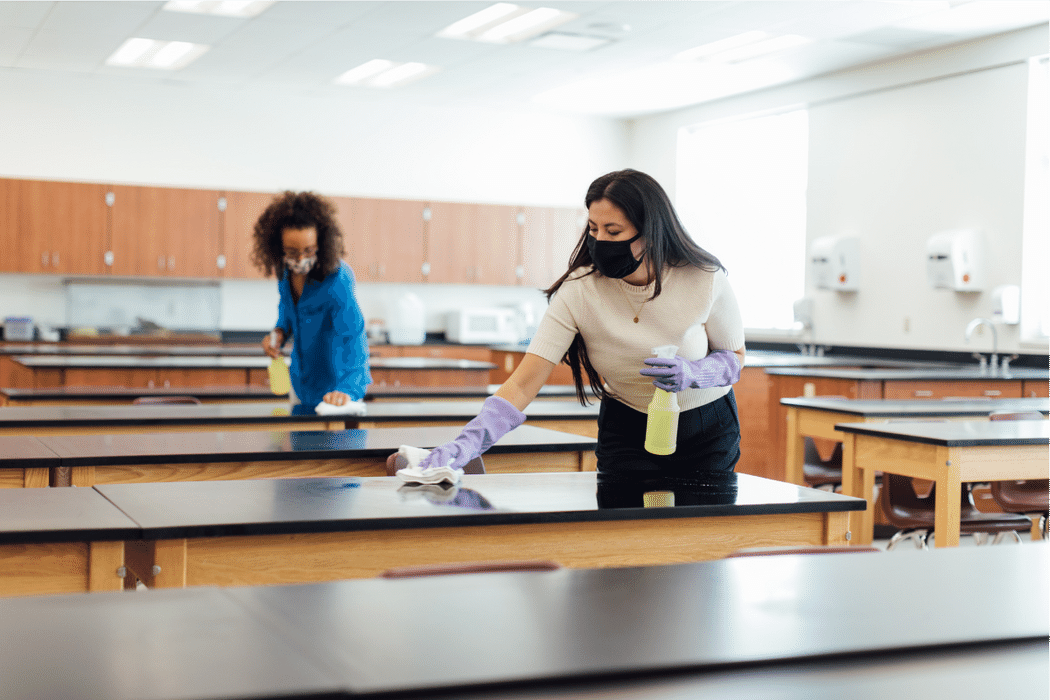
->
<box><xmin>926</xmin><ymin>229</ymin><xmax>985</xmax><ymax>292</ymax></box>
<box><xmin>809</xmin><ymin>235</ymin><xmax>860</xmax><ymax>291</ymax></box>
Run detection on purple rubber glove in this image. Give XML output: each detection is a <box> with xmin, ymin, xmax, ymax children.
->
<box><xmin>640</xmin><ymin>351</ymin><xmax>741</xmax><ymax>392</ymax></box>
<box><xmin>420</xmin><ymin>395</ymin><xmax>526</xmax><ymax>471</ymax></box>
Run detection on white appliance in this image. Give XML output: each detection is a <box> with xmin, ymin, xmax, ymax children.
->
<box><xmin>926</xmin><ymin>229</ymin><xmax>985</xmax><ymax>292</ymax></box>
<box><xmin>809</xmin><ymin>235</ymin><xmax>860</xmax><ymax>291</ymax></box>
<box><xmin>387</xmin><ymin>292</ymin><xmax>426</xmax><ymax>345</ymax></box>
<box><xmin>446</xmin><ymin>308</ymin><xmax>519</xmax><ymax>344</ymax></box>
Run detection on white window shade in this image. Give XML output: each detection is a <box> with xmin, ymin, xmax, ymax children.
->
<box><xmin>676</xmin><ymin>109</ymin><xmax>809</xmax><ymax>330</ymax></box>
<box><xmin>1020</xmin><ymin>55</ymin><xmax>1049</xmax><ymax>346</ymax></box>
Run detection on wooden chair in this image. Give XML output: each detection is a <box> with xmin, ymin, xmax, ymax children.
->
<box><xmin>132</xmin><ymin>395</ymin><xmax>202</xmax><ymax>405</ymax></box>
<box><xmin>803</xmin><ymin>438</ymin><xmax>843</xmax><ymax>491</ymax></box>
<box><xmin>988</xmin><ymin>410</ymin><xmax>1048</xmax><ymax>540</ymax></box>
<box><xmin>880</xmin><ymin>419</ymin><xmax>1032</xmax><ymax>549</ymax></box>
<box><xmin>379</xmin><ymin>560</ymin><xmax>561</xmax><ymax>578</ymax></box>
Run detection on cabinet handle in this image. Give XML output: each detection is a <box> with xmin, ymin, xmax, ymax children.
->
<box><xmin>216</xmin><ymin>254</ymin><xmax>226</xmax><ymax>270</ymax></box>
<box><xmin>158</xmin><ymin>255</ymin><xmax>166</xmax><ymax>270</ymax></box>
<box><xmin>52</xmin><ymin>252</ymin><xmax>59</xmax><ymax>266</ymax></box>
<box><xmin>104</xmin><ymin>251</ymin><xmax>114</xmax><ymax>266</ymax></box>
<box><xmin>164</xmin><ymin>379</ymin><xmax>171</xmax><ymax>388</ymax></box>
<box><xmin>983</xmin><ymin>390</ymin><xmax>1002</xmax><ymax>397</ymax></box>
<box><xmin>167</xmin><ymin>256</ymin><xmax>175</xmax><ymax>271</ymax></box>
<box><xmin>913</xmin><ymin>390</ymin><xmax>933</xmax><ymax>397</ymax></box>
<box><xmin>41</xmin><ymin>252</ymin><xmax>49</xmax><ymax>267</ymax></box>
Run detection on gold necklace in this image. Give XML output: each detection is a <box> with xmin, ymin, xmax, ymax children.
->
<box><xmin>617</xmin><ymin>282</ymin><xmax>647</xmax><ymax>323</ymax></box>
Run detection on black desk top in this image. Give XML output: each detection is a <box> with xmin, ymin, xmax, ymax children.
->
<box><xmin>224</xmin><ymin>544</ymin><xmax>1049</xmax><ymax>697</ymax></box>
<box><xmin>0</xmin><ymin>486</ymin><xmax>139</xmax><ymax>543</ymax></box>
<box><xmin>0</xmin><ymin>385</ymin><xmax>288</xmax><ymax>401</ymax></box>
<box><xmin>0</xmin><ymin>400</ymin><xmax>597</xmax><ymax>428</ymax></box>
<box><xmin>13</xmin><ymin>354</ymin><xmax>496</xmax><ymax>370</ymax></box>
<box><xmin>835</xmin><ymin>419</ymin><xmax>1050</xmax><ymax>446</ymax></box>
<box><xmin>91</xmin><ymin>472</ymin><xmax>861</xmax><ymax>540</ymax></box>
<box><xmin>0</xmin><ymin>587</ymin><xmax>345</xmax><ymax>700</ymax></box>
<box><xmin>37</xmin><ymin>425</ymin><xmax>595</xmax><ymax>467</ymax></box>
<box><xmin>1</xmin><ymin>545</ymin><xmax>1043</xmax><ymax>700</ymax></box>
<box><xmin>0</xmin><ymin>435</ymin><xmax>60</xmax><ymax>469</ymax></box>
<box><xmin>765</xmin><ymin>366</ymin><xmax>1048</xmax><ymax>380</ymax></box>
<box><xmin>781</xmin><ymin>396</ymin><xmax>1050</xmax><ymax>416</ymax></box>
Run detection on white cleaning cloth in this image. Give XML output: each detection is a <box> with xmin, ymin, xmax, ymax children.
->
<box><xmin>313</xmin><ymin>399</ymin><xmax>367</xmax><ymax>416</ymax></box>
<box><xmin>394</xmin><ymin>445</ymin><xmax>461</xmax><ymax>485</ymax></box>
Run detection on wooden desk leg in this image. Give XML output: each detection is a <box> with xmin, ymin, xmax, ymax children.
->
<box><xmin>88</xmin><ymin>541</ymin><xmax>125</xmax><ymax>592</ymax></box>
<box><xmin>70</xmin><ymin>466</ymin><xmax>96</xmax><ymax>488</ymax></box>
<box><xmin>841</xmin><ymin>433</ymin><xmax>873</xmax><ymax>545</ymax></box>
<box><xmin>23</xmin><ymin>468</ymin><xmax>49</xmax><ymax>488</ymax></box>
<box><xmin>579</xmin><ymin>451</ymin><xmax>597</xmax><ymax>472</ymax></box>
<box><xmin>784</xmin><ymin>408</ymin><xmax>804</xmax><ymax>485</ymax></box>
<box><xmin>825</xmin><ymin>511</ymin><xmax>849</xmax><ymax>545</ymax></box>
<box><xmin>151</xmin><ymin>539</ymin><xmax>188</xmax><ymax>588</ymax></box>
<box><xmin>934</xmin><ymin>447</ymin><xmax>961</xmax><ymax>548</ymax></box>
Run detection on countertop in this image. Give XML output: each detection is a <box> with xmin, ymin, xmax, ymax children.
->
<box><xmin>11</xmin><ymin>355</ymin><xmax>496</xmax><ymax>370</ymax></box>
<box><xmin>834</xmin><ymin>418</ymin><xmax>1050</xmax><ymax>447</ymax></box>
<box><xmin>765</xmin><ymin>366</ymin><xmax>1048</xmax><ymax>380</ymax></box>
<box><xmin>781</xmin><ymin>396</ymin><xmax>1050</xmax><ymax>416</ymax></box>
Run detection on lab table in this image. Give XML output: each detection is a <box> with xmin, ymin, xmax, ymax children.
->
<box><xmin>2</xmin><ymin>544</ymin><xmax>1042</xmax><ymax>699</ymax></box>
<box><xmin>780</xmin><ymin>396</ymin><xmax>1049</xmax><ymax>485</ymax></box>
<box><xmin>36</xmin><ymin>424</ymin><xmax>598</xmax><ymax>487</ymax></box>
<box><xmin>837</xmin><ymin>420</ymin><xmax>1050</xmax><ymax>546</ymax></box>
<box><xmin>96</xmin><ymin>471</ymin><xmax>862</xmax><ymax>589</ymax></box>
<box><xmin>0</xmin><ymin>385</ymin><xmax>290</xmax><ymax>406</ymax></box>
<box><xmin>0</xmin><ymin>435</ymin><xmax>58</xmax><ymax>488</ymax></box>
<box><xmin>0</xmin><ymin>486</ymin><xmax>139</xmax><ymax>596</ymax></box>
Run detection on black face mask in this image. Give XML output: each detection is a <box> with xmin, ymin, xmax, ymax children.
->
<box><xmin>587</xmin><ymin>232</ymin><xmax>643</xmax><ymax>279</ymax></box>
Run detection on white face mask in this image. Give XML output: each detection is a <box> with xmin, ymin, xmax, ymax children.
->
<box><xmin>285</xmin><ymin>255</ymin><xmax>316</xmax><ymax>275</ymax></box>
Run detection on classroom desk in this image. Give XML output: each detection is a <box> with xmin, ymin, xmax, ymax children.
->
<box><xmin>837</xmin><ymin>420</ymin><xmax>1050</xmax><ymax>547</ymax></box>
<box><xmin>0</xmin><ymin>402</ymin><xmax>346</xmax><ymax>437</ymax></box>
<box><xmin>344</xmin><ymin>399</ymin><xmax>599</xmax><ymax>437</ymax></box>
<box><xmin>0</xmin><ymin>545</ymin><xmax>1043</xmax><ymax>699</ymax></box>
<box><xmin>37</xmin><ymin>424</ymin><xmax>598</xmax><ymax>487</ymax></box>
<box><xmin>95</xmin><ymin>471</ymin><xmax>862</xmax><ymax>589</ymax></box>
<box><xmin>781</xmin><ymin>397</ymin><xmax>1050</xmax><ymax>485</ymax></box>
<box><xmin>0</xmin><ymin>487</ymin><xmax>138</xmax><ymax>596</ymax></box>
<box><xmin>0</xmin><ymin>435</ymin><xmax>57</xmax><ymax>488</ymax></box>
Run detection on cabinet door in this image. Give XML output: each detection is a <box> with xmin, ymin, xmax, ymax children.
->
<box><xmin>0</xmin><ymin>178</ymin><xmax>19</xmax><ymax>273</ymax></box>
<box><xmin>338</xmin><ymin>197</ymin><xmax>426</xmax><ymax>283</ymax></box>
<box><xmin>424</xmin><ymin>201</ymin><xmax>473</xmax><ymax>284</ymax></box>
<box><xmin>110</xmin><ymin>185</ymin><xmax>223</xmax><ymax>278</ymax></box>
<box><xmin>474</xmin><ymin>204</ymin><xmax>519</xmax><ymax>285</ymax></box>
<box><xmin>882</xmin><ymin>380</ymin><xmax>1022</xmax><ymax>399</ymax></box>
<box><xmin>222</xmin><ymin>190</ymin><xmax>276</xmax><ymax>279</ymax></box>
<box><xmin>2</xmin><ymin>179</ymin><xmax>108</xmax><ymax>274</ymax></box>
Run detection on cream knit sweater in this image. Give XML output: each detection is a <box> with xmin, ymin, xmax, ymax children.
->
<box><xmin>527</xmin><ymin>265</ymin><xmax>745</xmax><ymax>414</ymax></box>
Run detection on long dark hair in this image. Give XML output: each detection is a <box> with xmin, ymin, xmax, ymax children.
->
<box><xmin>251</xmin><ymin>191</ymin><xmax>345</xmax><ymax>281</ymax></box>
<box><xmin>545</xmin><ymin>169</ymin><xmax>725</xmax><ymax>404</ymax></box>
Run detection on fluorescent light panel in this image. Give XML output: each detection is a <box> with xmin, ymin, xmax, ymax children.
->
<box><xmin>676</xmin><ymin>31</ymin><xmax>812</xmax><ymax>64</ymax></box>
<box><xmin>163</xmin><ymin>0</ymin><xmax>274</xmax><ymax>18</ymax></box>
<box><xmin>438</xmin><ymin>3</ymin><xmax>576</xmax><ymax>43</ymax></box>
<box><xmin>335</xmin><ymin>60</ymin><xmax>438</xmax><ymax>88</ymax></box>
<box><xmin>106</xmin><ymin>38</ymin><xmax>209</xmax><ymax>69</ymax></box>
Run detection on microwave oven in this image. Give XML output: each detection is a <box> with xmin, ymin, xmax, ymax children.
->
<box><xmin>446</xmin><ymin>308</ymin><xmax>519</xmax><ymax>344</ymax></box>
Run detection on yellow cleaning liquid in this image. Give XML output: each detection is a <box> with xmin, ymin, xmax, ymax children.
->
<box><xmin>644</xmin><ymin>387</ymin><xmax>679</xmax><ymax>455</ymax></box>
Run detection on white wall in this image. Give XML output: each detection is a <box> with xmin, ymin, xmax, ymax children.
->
<box><xmin>0</xmin><ymin>67</ymin><xmax>627</xmax><ymax>331</ymax></box>
<box><xmin>629</xmin><ymin>25</ymin><xmax>1049</xmax><ymax>355</ymax></box>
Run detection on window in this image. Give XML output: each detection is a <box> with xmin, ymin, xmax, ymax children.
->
<box><xmin>676</xmin><ymin>109</ymin><xmax>808</xmax><ymax>330</ymax></box>
<box><xmin>1020</xmin><ymin>54</ymin><xmax>1048</xmax><ymax>345</ymax></box>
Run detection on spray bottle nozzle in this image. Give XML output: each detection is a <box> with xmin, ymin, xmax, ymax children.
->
<box><xmin>652</xmin><ymin>345</ymin><xmax>678</xmax><ymax>359</ymax></box>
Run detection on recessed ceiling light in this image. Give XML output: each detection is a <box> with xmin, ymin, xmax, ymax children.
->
<box><xmin>105</xmin><ymin>38</ymin><xmax>209</xmax><ymax>70</ymax></box>
<box><xmin>677</xmin><ymin>32</ymin><xmax>812</xmax><ymax>64</ymax></box>
<box><xmin>438</xmin><ymin>3</ymin><xmax>576</xmax><ymax>44</ymax></box>
<box><xmin>163</xmin><ymin>0</ymin><xmax>274</xmax><ymax>18</ymax></box>
<box><xmin>529</xmin><ymin>32</ymin><xmax>611</xmax><ymax>52</ymax></box>
<box><xmin>335</xmin><ymin>60</ymin><xmax>438</xmax><ymax>88</ymax></box>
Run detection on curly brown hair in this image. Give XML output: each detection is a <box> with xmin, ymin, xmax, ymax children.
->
<box><xmin>251</xmin><ymin>191</ymin><xmax>345</xmax><ymax>280</ymax></box>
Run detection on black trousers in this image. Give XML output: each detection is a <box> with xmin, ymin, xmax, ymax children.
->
<box><xmin>595</xmin><ymin>390</ymin><xmax>741</xmax><ymax>478</ymax></box>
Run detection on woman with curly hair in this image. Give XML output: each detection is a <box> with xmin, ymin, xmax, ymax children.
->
<box><xmin>254</xmin><ymin>191</ymin><xmax>370</xmax><ymax>409</ymax></box>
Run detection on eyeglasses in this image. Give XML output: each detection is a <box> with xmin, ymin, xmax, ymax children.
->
<box><xmin>283</xmin><ymin>247</ymin><xmax>318</xmax><ymax>260</ymax></box>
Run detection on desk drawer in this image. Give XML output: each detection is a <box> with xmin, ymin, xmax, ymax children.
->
<box><xmin>882</xmin><ymin>380</ymin><xmax>1022</xmax><ymax>399</ymax></box>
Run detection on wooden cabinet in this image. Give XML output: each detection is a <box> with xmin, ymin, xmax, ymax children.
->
<box><xmin>426</xmin><ymin>202</ymin><xmax>519</xmax><ymax>285</ymax></box>
<box><xmin>222</xmin><ymin>190</ymin><xmax>276</xmax><ymax>280</ymax></box>
<box><xmin>63</xmin><ymin>367</ymin><xmax>249</xmax><ymax>388</ymax></box>
<box><xmin>520</xmin><ymin>206</ymin><xmax>584</xmax><ymax>288</ymax></box>
<box><xmin>1023</xmin><ymin>380</ymin><xmax>1049</xmax><ymax>398</ymax></box>
<box><xmin>0</xmin><ymin>178</ymin><xmax>108</xmax><ymax>275</ymax></box>
<box><xmin>108</xmin><ymin>185</ymin><xmax>224</xmax><ymax>278</ymax></box>
<box><xmin>336</xmin><ymin>197</ymin><xmax>426</xmax><ymax>283</ymax></box>
<box><xmin>489</xmin><ymin>349</ymin><xmax>574</xmax><ymax>386</ymax></box>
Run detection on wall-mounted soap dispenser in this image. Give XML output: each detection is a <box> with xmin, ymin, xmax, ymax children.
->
<box><xmin>926</xmin><ymin>229</ymin><xmax>986</xmax><ymax>292</ymax></box>
<box><xmin>809</xmin><ymin>235</ymin><xmax>860</xmax><ymax>291</ymax></box>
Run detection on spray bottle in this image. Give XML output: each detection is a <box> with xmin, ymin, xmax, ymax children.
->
<box><xmin>644</xmin><ymin>345</ymin><xmax>680</xmax><ymax>455</ymax></box>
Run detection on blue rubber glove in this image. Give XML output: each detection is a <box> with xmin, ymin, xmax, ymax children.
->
<box><xmin>640</xmin><ymin>351</ymin><xmax>741</xmax><ymax>392</ymax></box>
<box><xmin>420</xmin><ymin>395</ymin><xmax>526</xmax><ymax>471</ymax></box>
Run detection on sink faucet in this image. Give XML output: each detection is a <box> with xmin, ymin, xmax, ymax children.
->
<box><xmin>965</xmin><ymin>318</ymin><xmax>998</xmax><ymax>375</ymax></box>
